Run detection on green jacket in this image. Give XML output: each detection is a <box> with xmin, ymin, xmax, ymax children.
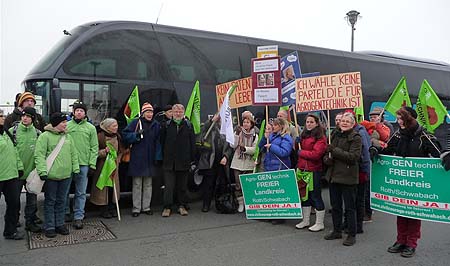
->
<box><xmin>67</xmin><ymin>119</ymin><xmax>99</xmax><ymax>168</ymax></box>
<box><xmin>35</xmin><ymin>125</ymin><xmax>80</xmax><ymax>180</ymax></box>
<box><xmin>9</xmin><ymin>123</ymin><xmax>40</xmax><ymax>179</ymax></box>
<box><xmin>0</xmin><ymin>132</ymin><xmax>24</xmax><ymax>181</ymax></box>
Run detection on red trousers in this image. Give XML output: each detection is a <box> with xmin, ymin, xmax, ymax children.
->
<box><xmin>396</xmin><ymin>216</ymin><xmax>421</xmax><ymax>248</ymax></box>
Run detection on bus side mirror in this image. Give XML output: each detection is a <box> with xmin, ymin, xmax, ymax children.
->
<box><xmin>51</xmin><ymin>78</ymin><xmax>61</xmax><ymax>112</ymax></box>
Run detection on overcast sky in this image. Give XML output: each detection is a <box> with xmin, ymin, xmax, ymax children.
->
<box><xmin>1</xmin><ymin>0</ymin><xmax>449</xmax><ymax>104</ymax></box>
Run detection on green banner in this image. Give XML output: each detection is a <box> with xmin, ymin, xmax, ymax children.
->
<box><xmin>240</xmin><ymin>169</ymin><xmax>302</xmax><ymax>219</ymax></box>
<box><xmin>371</xmin><ymin>154</ymin><xmax>450</xmax><ymax>223</ymax></box>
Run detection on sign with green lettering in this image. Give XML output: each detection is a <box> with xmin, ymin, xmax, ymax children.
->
<box><xmin>371</xmin><ymin>154</ymin><xmax>450</xmax><ymax>223</ymax></box>
<box><xmin>240</xmin><ymin>169</ymin><xmax>302</xmax><ymax>219</ymax></box>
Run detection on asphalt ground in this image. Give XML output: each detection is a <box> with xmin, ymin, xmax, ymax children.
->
<box><xmin>1</xmin><ymin>189</ymin><xmax>450</xmax><ymax>266</ymax></box>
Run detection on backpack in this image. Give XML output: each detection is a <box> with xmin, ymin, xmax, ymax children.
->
<box><xmin>11</xmin><ymin>123</ymin><xmax>41</xmax><ymax>146</ymax></box>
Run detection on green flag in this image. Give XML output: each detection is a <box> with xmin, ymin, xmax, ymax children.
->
<box><xmin>385</xmin><ymin>77</ymin><xmax>412</xmax><ymax>115</ymax></box>
<box><xmin>96</xmin><ymin>142</ymin><xmax>117</xmax><ymax>190</ymax></box>
<box><xmin>185</xmin><ymin>80</ymin><xmax>201</xmax><ymax>134</ymax></box>
<box><xmin>124</xmin><ymin>86</ymin><xmax>140</xmax><ymax>124</ymax></box>
<box><xmin>253</xmin><ymin>119</ymin><xmax>266</xmax><ymax>162</ymax></box>
<box><xmin>416</xmin><ymin>80</ymin><xmax>448</xmax><ymax>133</ymax></box>
<box><xmin>354</xmin><ymin>94</ymin><xmax>364</xmax><ymax>123</ymax></box>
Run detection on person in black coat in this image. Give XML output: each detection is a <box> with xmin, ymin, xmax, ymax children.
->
<box><xmin>122</xmin><ymin>103</ymin><xmax>161</xmax><ymax>217</ymax></box>
<box><xmin>380</xmin><ymin>107</ymin><xmax>446</xmax><ymax>258</ymax></box>
<box><xmin>160</xmin><ymin>104</ymin><xmax>196</xmax><ymax>217</ymax></box>
<box><xmin>4</xmin><ymin>92</ymin><xmax>46</xmax><ymax>131</ymax></box>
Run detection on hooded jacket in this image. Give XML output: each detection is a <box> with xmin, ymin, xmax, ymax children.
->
<box><xmin>258</xmin><ymin>133</ymin><xmax>293</xmax><ymax>171</ymax></box>
<box><xmin>34</xmin><ymin>124</ymin><xmax>80</xmax><ymax>180</ymax></box>
<box><xmin>67</xmin><ymin>118</ymin><xmax>99</xmax><ymax>168</ymax></box>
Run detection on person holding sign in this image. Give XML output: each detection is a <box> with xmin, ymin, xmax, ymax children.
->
<box><xmin>323</xmin><ymin>112</ymin><xmax>362</xmax><ymax>246</ymax></box>
<box><xmin>295</xmin><ymin>114</ymin><xmax>327</xmax><ymax>231</ymax></box>
<box><xmin>258</xmin><ymin>118</ymin><xmax>293</xmax><ymax>225</ymax></box>
<box><xmin>230</xmin><ymin>115</ymin><xmax>258</xmax><ymax>213</ymax></box>
<box><xmin>378</xmin><ymin>106</ymin><xmax>445</xmax><ymax>258</ymax></box>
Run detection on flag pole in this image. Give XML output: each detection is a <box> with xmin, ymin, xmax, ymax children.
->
<box><xmin>265</xmin><ymin>105</ymin><xmax>269</xmax><ymax>144</ymax></box>
<box><xmin>113</xmin><ymin>181</ymin><xmax>121</xmax><ymax>221</ymax></box>
<box><xmin>236</xmin><ymin>107</ymin><xmax>240</xmax><ymax>126</ymax></box>
<box><xmin>327</xmin><ymin>109</ymin><xmax>331</xmax><ymax>144</ymax></box>
<box><xmin>291</xmin><ymin>104</ymin><xmax>299</xmax><ymax>135</ymax></box>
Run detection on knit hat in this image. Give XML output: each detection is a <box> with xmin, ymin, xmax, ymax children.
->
<box><xmin>72</xmin><ymin>100</ymin><xmax>87</xmax><ymax>113</ymax></box>
<box><xmin>141</xmin><ymin>102</ymin><xmax>153</xmax><ymax>113</ymax></box>
<box><xmin>403</xmin><ymin>106</ymin><xmax>418</xmax><ymax>119</ymax></box>
<box><xmin>22</xmin><ymin>107</ymin><xmax>37</xmax><ymax>120</ymax></box>
<box><xmin>50</xmin><ymin>112</ymin><xmax>67</xmax><ymax>127</ymax></box>
<box><xmin>369</xmin><ymin>107</ymin><xmax>384</xmax><ymax>116</ymax></box>
<box><xmin>18</xmin><ymin>92</ymin><xmax>36</xmax><ymax>107</ymax></box>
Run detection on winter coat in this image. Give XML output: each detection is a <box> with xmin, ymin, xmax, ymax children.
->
<box><xmin>230</xmin><ymin>129</ymin><xmax>258</xmax><ymax>171</ymax></box>
<box><xmin>122</xmin><ymin>117</ymin><xmax>161</xmax><ymax>177</ymax></box>
<box><xmin>324</xmin><ymin>129</ymin><xmax>362</xmax><ymax>185</ymax></box>
<box><xmin>258</xmin><ymin>133</ymin><xmax>293</xmax><ymax>171</ymax></box>
<box><xmin>161</xmin><ymin>119</ymin><xmax>196</xmax><ymax>171</ymax></box>
<box><xmin>382</xmin><ymin>124</ymin><xmax>441</xmax><ymax>158</ymax></box>
<box><xmin>0</xmin><ymin>131</ymin><xmax>24</xmax><ymax>181</ymax></box>
<box><xmin>297</xmin><ymin>135</ymin><xmax>327</xmax><ymax>172</ymax></box>
<box><xmin>197</xmin><ymin>119</ymin><xmax>232</xmax><ymax>170</ymax></box>
<box><xmin>355</xmin><ymin>124</ymin><xmax>371</xmax><ymax>174</ymax></box>
<box><xmin>4</xmin><ymin>107</ymin><xmax>46</xmax><ymax>131</ymax></box>
<box><xmin>67</xmin><ymin>118</ymin><xmax>99</xmax><ymax>168</ymax></box>
<box><xmin>90</xmin><ymin>130</ymin><xmax>123</xmax><ymax>206</ymax></box>
<box><xmin>35</xmin><ymin>124</ymin><xmax>80</xmax><ymax>180</ymax></box>
<box><xmin>9</xmin><ymin>123</ymin><xmax>40</xmax><ymax>179</ymax></box>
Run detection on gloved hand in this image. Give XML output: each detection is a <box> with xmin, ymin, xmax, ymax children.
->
<box><xmin>18</xmin><ymin>170</ymin><xmax>24</xmax><ymax>178</ymax></box>
<box><xmin>137</xmin><ymin>129</ymin><xmax>144</xmax><ymax>135</ymax></box>
<box><xmin>325</xmin><ymin>144</ymin><xmax>335</xmax><ymax>153</ymax></box>
<box><xmin>440</xmin><ymin>150</ymin><xmax>450</xmax><ymax>171</ymax></box>
<box><xmin>88</xmin><ymin>167</ymin><xmax>96</xmax><ymax>177</ymax></box>
<box><xmin>39</xmin><ymin>175</ymin><xmax>48</xmax><ymax>181</ymax></box>
<box><xmin>235</xmin><ymin>126</ymin><xmax>242</xmax><ymax>135</ymax></box>
<box><xmin>369</xmin><ymin>146</ymin><xmax>379</xmax><ymax>162</ymax></box>
<box><xmin>189</xmin><ymin>162</ymin><xmax>197</xmax><ymax>173</ymax></box>
<box><xmin>239</xmin><ymin>145</ymin><xmax>246</xmax><ymax>152</ymax></box>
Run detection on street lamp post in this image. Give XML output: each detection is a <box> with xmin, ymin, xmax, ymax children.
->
<box><xmin>346</xmin><ymin>10</ymin><xmax>361</xmax><ymax>52</ymax></box>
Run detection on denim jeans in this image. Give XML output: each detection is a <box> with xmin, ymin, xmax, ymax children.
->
<box><xmin>329</xmin><ymin>183</ymin><xmax>357</xmax><ymax>236</ymax></box>
<box><xmin>0</xmin><ymin>178</ymin><xmax>21</xmax><ymax>236</ymax></box>
<box><xmin>65</xmin><ymin>165</ymin><xmax>88</xmax><ymax>220</ymax></box>
<box><xmin>44</xmin><ymin>178</ymin><xmax>72</xmax><ymax>230</ymax></box>
<box><xmin>301</xmin><ymin>171</ymin><xmax>325</xmax><ymax>211</ymax></box>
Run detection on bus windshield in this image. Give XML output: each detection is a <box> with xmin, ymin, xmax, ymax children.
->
<box><xmin>28</xmin><ymin>25</ymin><xmax>89</xmax><ymax>75</ymax></box>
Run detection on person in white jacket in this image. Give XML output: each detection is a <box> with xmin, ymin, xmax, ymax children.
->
<box><xmin>230</xmin><ymin>114</ymin><xmax>258</xmax><ymax>212</ymax></box>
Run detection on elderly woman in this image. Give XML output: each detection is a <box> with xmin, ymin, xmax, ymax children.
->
<box><xmin>90</xmin><ymin>118</ymin><xmax>123</xmax><ymax>218</ymax></box>
<box><xmin>230</xmin><ymin>114</ymin><xmax>258</xmax><ymax>212</ymax></box>
<box><xmin>381</xmin><ymin>107</ymin><xmax>445</xmax><ymax>258</ymax></box>
<box><xmin>323</xmin><ymin>112</ymin><xmax>361</xmax><ymax>246</ymax></box>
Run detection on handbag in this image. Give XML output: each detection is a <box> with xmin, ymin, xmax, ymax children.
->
<box><xmin>26</xmin><ymin>135</ymin><xmax>66</xmax><ymax>194</ymax></box>
<box><xmin>296</xmin><ymin>168</ymin><xmax>314</xmax><ymax>201</ymax></box>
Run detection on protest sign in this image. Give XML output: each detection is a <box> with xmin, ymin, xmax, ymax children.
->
<box><xmin>251</xmin><ymin>57</ymin><xmax>281</xmax><ymax>106</ymax></box>
<box><xmin>216</xmin><ymin>77</ymin><xmax>252</xmax><ymax>110</ymax></box>
<box><xmin>295</xmin><ymin>72</ymin><xmax>362</xmax><ymax>112</ymax></box>
<box><xmin>240</xmin><ymin>169</ymin><xmax>302</xmax><ymax>219</ymax></box>
<box><xmin>257</xmin><ymin>45</ymin><xmax>278</xmax><ymax>58</ymax></box>
<box><xmin>280</xmin><ymin>51</ymin><xmax>302</xmax><ymax>106</ymax></box>
<box><xmin>371</xmin><ymin>154</ymin><xmax>450</xmax><ymax>223</ymax></box>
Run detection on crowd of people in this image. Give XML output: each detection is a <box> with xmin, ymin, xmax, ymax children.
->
<box><xmin>1</xmin><ymin>92</ymin><xmax>449</xmax><ymax>259</ymax></box>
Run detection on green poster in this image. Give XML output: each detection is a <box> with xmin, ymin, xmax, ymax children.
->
<box><xmin>240</xmin><ymin>169</ymin><xmax>302</xmax><ymax>219</ymax></box>
<box><xmin>371</xmin><ymin>154</ymin><xmax>450</xmax><ymax>223</ymax></box>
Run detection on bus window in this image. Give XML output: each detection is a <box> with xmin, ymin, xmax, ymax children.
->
<box><xmin>83</xmin><ymin>83</ymin><xmax>110</xmax><ymax>125</ymax></box>
<box><xmin>62</xmin><ymin>29</ymin><xmax>166</xmax><ymax>81</ymax></box>
<box><xmin>157</xmin><ymin>33</ymin><xmax>252</xmax><ymax>84</ymax></box>
<box><xmin>60</xmin><ymin>82</ymin><xmax>80</xmax><ymax>113</ymax></box>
